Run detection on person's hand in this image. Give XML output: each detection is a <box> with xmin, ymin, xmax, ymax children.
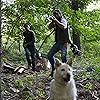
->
<box><xmin>63</xmin><ymin>43</ymin><xmax>68</xmax><ymax>48</ymax></box>
<box><xmin>48</xmin><ymin>21</ymin><xmax>55</xmax><ymax>29</ymax></box>
<box><xmin>23</xmin><ymin>43</ymin><xmax>27</xmax><ymax>48</ymax></box>
<box><xmin>70</xmin><ymin>44</ymin><xmax>81</xmax><ymax>56</ymax></box>
<box><xmin>52</xmin><ymin>16</ymin><xmax>57</xmax><ymax>22</ymax></box>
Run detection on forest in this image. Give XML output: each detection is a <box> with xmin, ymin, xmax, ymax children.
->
<box><xmin>0</xmin><ymin>0</ymin><xmax>100</xmax><ymax>100</ymax></box>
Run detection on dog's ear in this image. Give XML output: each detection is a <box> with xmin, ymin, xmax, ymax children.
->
<box><xmin>54</xmin><ymin>58</ymin><xmax>62</xmax><ymax>69</ymax></box>
<box><xmin>67</xmin><ymin>58</ymin><xmax>72</xmax><ymax>66</ymax></box>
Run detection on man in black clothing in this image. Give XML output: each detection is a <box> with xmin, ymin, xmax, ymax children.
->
<box><xmin>48</xmin><ymin>9</ymin><xmax>72</xmax><ymax>77</ymax></box>
<box><xmin>48</xmin><ymin>9</ymin><xmax>81</xmax><ymax>77</ymax></box>
<box><xmin>23</xmin><ymin>23</ymin><xmax>37</xmax><ymax>71</ymax></box>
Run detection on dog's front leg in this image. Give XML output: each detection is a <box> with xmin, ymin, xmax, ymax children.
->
<box><xmin>46</xmin><ymin>97</ymin><xmax>50</xmax><ymax>100</ymax></box>
<box><xmin>69</xmin><ymin>96</ymin><xmax>77</xmax><ymax>100</ymax></box>
<box><xmin>49</xmin><ymin>68</ymin><xmax>55</xmax><ymax>77</ymax></box>
<box><xmin>46</xmin><ymin>97</ymin><xmax>54</xmax><ymax>100</ymax></box>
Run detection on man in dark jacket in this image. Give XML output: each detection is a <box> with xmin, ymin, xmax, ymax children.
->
<box><xmin>48</xmin><ymin>9</ymin><xmax>72</xmax><ymax>77</ymax></box>
<box><xmin>23</xmin><ymin>23</ymin><xmax>38</xmax><ymax>71</ymax></box>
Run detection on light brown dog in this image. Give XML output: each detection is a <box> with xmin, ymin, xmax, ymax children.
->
<box><xmin>49</xmin><ymin>58</ymin><xmax>77</xmax><ymax>100</ymax></box>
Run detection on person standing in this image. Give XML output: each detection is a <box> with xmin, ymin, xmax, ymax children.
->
<box><xmin>23</xmin><ymin>23</ymin><xmax>37</xmax><ymax>71</ymax></box>
<box><xmin>48</xmin><ymin>9</ymin><xmax>72</xmax><ymax>77</ymax></box>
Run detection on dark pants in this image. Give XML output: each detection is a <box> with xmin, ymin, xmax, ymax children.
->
<box><xmin>24</xmin><ymin>45</ymin><xmax>35</xmax><ymax>69</ymax></box>
<box><xmin>48</xmin><ymin>42</ymin><xmax>67</xmax><ymax>71</ymax></box>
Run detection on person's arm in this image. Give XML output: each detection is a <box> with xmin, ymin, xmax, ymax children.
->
<box><xmin>48</xmin><ymin>21</ymin><xmax>55</xmax><ymax>29</ymax></box>
<box><xmin>52</xmin><ymin>16</ymin><xmax>67</xmax><ymax>30</ymax></box>
<box><xmin>23</xmin><ymin>32</ymin><xmax>27</xmax><ymax>48</ymax></box>
<box><xmin>67</xmin><ymin>25</ymin><xmax>73</xmax><ymax>45</ymax></box>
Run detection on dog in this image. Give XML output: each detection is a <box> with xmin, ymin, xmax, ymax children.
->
<box><xmin>48</xmin><ymin>58</ymin><xmax>77</xmax><ymax>100</ymax></box>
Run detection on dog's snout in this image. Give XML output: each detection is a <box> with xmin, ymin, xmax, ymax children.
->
<box><xmin>67</xmin><ymin>73</ymin><xmax>70</xmax><ymax>78</ymax></box>
<box><xmin>63</xmin><ymin>73</ymin><xmax>71</xmax><ymax>82</ymax></box>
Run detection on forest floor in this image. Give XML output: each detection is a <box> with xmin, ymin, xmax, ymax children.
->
<box><xmin>1</xmin><ymin>62</ymin><xmax>100</xmax><ymax>100</ymax></box>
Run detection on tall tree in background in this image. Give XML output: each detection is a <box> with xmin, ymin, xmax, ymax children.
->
<box><xmin>71</xmin><ymin>0</ymin><xmax>81</xmax><ymax>49</ymax></box>
<box><xmin>70</xmin><ymin>0</ymin><xmax>99</xmax><ymax>50</ymax></box>
<box><xmin>0</xmin><ymin>0</ymin><xmax>2</xmax><ymax>99</ymax></box>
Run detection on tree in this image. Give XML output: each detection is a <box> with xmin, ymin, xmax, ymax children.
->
<box><xmin>0</xmin><ymin>1</ymin><xmax>3</xmax><ymax>100</ymax></box>
<box><xmin>69</xmin><ymin>0</ymin><xmax>99</xmax><ymax>50</ymax></box>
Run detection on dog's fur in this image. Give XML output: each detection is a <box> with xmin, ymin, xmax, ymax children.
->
<box><xmin>49</xmin><ymin>58</ymin><xmax>77</xmax><ymax>100</ymax></box>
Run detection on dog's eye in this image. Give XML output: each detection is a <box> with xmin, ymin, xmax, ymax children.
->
<box><xmin>68</xmin><ymin>68</ymin><xmax>70</xmax><ymax>71</ymax></box>
<box><xmin>61</xmin><ymin>69</ymin><xmax>65</xmax><ymax>71</ymax></box>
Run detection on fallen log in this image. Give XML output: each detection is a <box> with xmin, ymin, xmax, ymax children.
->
<box><xmin>3</xmin><ymin>63</ymin><xmax>26</xmax><ymax>74</ymax></box>
<box><xmin>3</xmin><ymin>63</ymin><xmax>15</xmax><ymax>72</ymax></box>
<box><xmin>14</xmin><ymin>67</ymin><xmax>26</xmax><ymax>74</ymax></box>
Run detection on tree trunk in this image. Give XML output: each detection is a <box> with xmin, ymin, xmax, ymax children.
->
<box><xmin>0</xmin><ymin>0</ymin><xmax>3</xmax><ymax>99</ymax></box>
<box><xmin>71</xmin><ymin>0</ymin><xmax>81</xmax><ymax>50</ymax></box>
<box><xmin>72</xmin><ymin>28</ymin><xmax>81</xmax><ymax>50</ymax></box>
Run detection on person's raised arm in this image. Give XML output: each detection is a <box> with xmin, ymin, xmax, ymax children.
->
<box><xmin>52</xmin><ymin>16</ymin><xmax>67</xmax><ymax>30</ymax></box>
<box><xmin>48</xmin><ymin>21</ymin><xmax>55</xmax><ymax>29</ymax></box>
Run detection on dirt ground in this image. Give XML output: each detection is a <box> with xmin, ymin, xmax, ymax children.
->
<box><xmin>1</xmin><ymin>65</ymin><xmax>100</xmax><ymax>100</ymax></box>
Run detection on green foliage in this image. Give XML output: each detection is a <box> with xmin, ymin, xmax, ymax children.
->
<box><xmin>2</xmin><ymin>0</ymin><xmax>100</xmax><ymax>50</ymax></box>
<box><xmin>15</xmin><ymin>75</ymin><xmax>33</xmax><ymax>88</ymax></box>
<box><xmin>13</xmin><ymin>73</ymin><xmax>49</xmax><ymax>99</ymax></box>
<box><xmin>84</xmin><ymin>82</ymin><xmax>93</xmax><ymax>91</ymax></box>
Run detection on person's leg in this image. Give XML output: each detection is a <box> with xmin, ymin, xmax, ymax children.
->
<box><xmin>29</xmin><ymin>46</ymin><xmax>36</xmax><ymax>71</ymax></box>
<box><xmin>24</xmin><ymin>47</ymin><xmax>31</xmax><ymax>66</ymax></box>
<box><xmin>60</xmin><ymin>43</ymin><xmax>67</xmax><ymax>63</ymax></box>
<box><xmin>48</xmin><ymin>43</ymin><xmax>60</xmax><ymax>76</ymax></box>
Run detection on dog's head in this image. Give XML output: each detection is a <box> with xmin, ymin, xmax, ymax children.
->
<box><xmin>54</xmin><ymin>58</ymin><xmax>73</xmax><ymax>83</ymax></box>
